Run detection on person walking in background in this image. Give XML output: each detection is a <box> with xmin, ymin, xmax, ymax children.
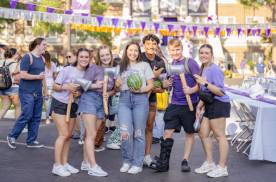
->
<box><xmin>115</xmin><ymin>41</ymin><xmax>154</xmax><ymax>174</ymax></box>
<box><xmin>43</xmin><ymin>51</ymin><xmax>57</xmax><ymax>124</ymax></box>
<box><xmin>51</xmin><ymin>48</ymin><xmax>90</xmax><ymax>177</ymax></box>
<box><xmin>0</xmin><ymin>48</ymin><xmax>21</xmax><ymax>119</ymax></box>
<box><xmin>7</xmin><ymin>37</ymin><xmax>47</xmax><ymax>149</ymax></box>
<box><xmin>194</xmin><ymin>44</ymin><xmax>231</xmax><ymax>178</ymax></box>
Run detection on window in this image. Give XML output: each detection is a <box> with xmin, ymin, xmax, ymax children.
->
<box><xmin>246</xmin><ymin>16</ymin><xmax>265</xmax><ymax>24</ymax></box>
<box><xmin>218</xmin><ymin>16</ymin><xmax>236</xmax><ymax>24</ymax></box>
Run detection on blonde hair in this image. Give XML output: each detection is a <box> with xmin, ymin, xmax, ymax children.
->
<box><xmin>96</xmin><ymin>45</ymin><xmax>113</xmax><ymax>67</ymax></box>
<box><xmin>168</xmin><ymin>38</ymin><xmax>183</xmax><ymax>48</ymax></box>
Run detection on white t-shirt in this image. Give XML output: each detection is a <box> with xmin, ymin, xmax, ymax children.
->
<box><xmin>119</xmin><ymin>62</ymin><xmax>154</xmax><ymax>91</ymax></box>
<box><xmin>45</xmin><ymin>62</ymin><xmax>57</xmax><ymax>87</ymax></box>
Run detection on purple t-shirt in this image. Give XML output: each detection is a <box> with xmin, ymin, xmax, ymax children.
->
<box><xmin>84</xmin><ymin>64</ymin><xmax>115</xmax><ymax>93</ymax></box>
<box><xmin>52</xmin><ymin>66</ymin><xmax>85</xmax><ymax>104</ymax></box>
<box><xmin>201</xmin><ymin>64</ymin><xmax>229</xmax><ymax>102</ymax></box>
<box><xmin>171</xmin><ymin>58</ymin><xmax>200</xmax><ymax>105</ymax></box>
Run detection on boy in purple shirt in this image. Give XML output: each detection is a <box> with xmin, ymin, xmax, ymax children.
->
<box><xmin>151</xmin><ymin>38</ymin><xmax>200</xmax><ymax>172</ymax></box>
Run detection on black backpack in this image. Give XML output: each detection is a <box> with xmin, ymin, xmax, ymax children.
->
<box><xmin>0</xmin><ymin>60</ymin><xmax>16</xmax><ymax>90</ymax></box>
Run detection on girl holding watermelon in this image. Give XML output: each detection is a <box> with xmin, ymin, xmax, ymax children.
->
<box><xmin>77</xmin><ymin>45</ymin><xmax>114</xmax><ymax>177</ymax></box>
<box><xmin>115</xmin><ymin>41</ymin><xmax>154</xmax><ymax>174</ymax></box>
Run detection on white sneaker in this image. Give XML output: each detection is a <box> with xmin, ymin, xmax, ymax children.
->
<box><xmin>120</xmin><ymin>163</ymin><xmax>131</xmax><ymax>173</ymax></box>
<box><xmin>64</xmin><ymin>163</ymin><xmax>79</xmax><ymax>174</ymax></box>
<box><xmin>207</xmin><ymin>165</ymin><xmax>229</xmax><ymax>178</ymax></box>
<box><xmin>143</xmin><ymin>155</ymin><xmax>153</xmax><ymax>167</ymax></box>
<box><xmin>195</xmin><ymin>161</ymin><xmax>216</xmax><ymax>174</ymax></box>
<box><xmin>106</xmin><ymin>143</ymin><xmax>120</xmax><ymax>150</ymax></box>
<box><xmin>127</xmin><ymin>166</ymin><xmax>143</xmax><ymax>174</ymax></box>
<box><xmin>88</xmin><ymin>165</ymin><xmax>108</xmax><ymax>177</ymax></box>
<box><xmin>81</xmin><ymin>161</ymin><xmax>90</xmax><ymax>171</ymax></box>
<box><xmin>78</xmin><ymin>139</ymin><xmax>84</xmax><ymax>145</ymax></box>
<box><xmin>52</xmin><ymin>164</ymin><xmax>71</xmax><ymax>177</ymax></box>
<box><xmin>95</xmin><ymin>146</ymin><xmax>105</xmax><ymax>152</ymax></box>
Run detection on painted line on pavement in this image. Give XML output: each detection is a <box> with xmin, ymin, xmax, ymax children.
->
<box><xmin>0</xmin><ymin>139</ymin><xmax>54</xmax><ymax>150</ymax></box>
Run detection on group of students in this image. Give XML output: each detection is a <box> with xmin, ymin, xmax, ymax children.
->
<box><xmin>3</xmin><ymin>33</ymin><xmax>231</xmax><ymax>179</ymax></box>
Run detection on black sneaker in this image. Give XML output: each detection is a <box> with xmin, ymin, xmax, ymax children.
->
<box><xmin>27</xmin><ymin>141</ymin><xmax>44</xmax><ymax>148</ymax></box>
<box><xmin>7</xmin><ymin>136</ymin><xmax>16</xmax><ymax>149</ymax></box>
<box><xmin>181</xmin><ymin>159</ymin><xmax>191</xmax><ymax>172</ymax></box>
<box><xmin>152</xmin><ymin>137</ymin><xmax>160</xmax><ymax>144</ymax></box>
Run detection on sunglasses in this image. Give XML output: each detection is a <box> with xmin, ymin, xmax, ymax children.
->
<box><xmin>65</xmin><ymin>55</ymin><xmax>71</xmax><ymax>59</ymax></box>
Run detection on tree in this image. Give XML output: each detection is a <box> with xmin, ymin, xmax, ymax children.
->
<box><xmin>240</xmin><ymin>0</ymin><xmax>276</xmax><ymax>62</ymax></box>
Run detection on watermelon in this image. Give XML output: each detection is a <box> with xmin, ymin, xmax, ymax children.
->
<box><xmin>154</xmin><ymin>79</ymin><xmax>162</xmax><ymax>88</ymax></box>
<box><xmin>127</xmin><ymin>73</ymin><xmax>142</xmax><ymax>90</ymax></box>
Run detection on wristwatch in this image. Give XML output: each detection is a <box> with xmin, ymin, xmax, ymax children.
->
<box><xmin>204</xmin><ymin>83</ymin><xmax>209</xmax><ymax>87</ymax></box>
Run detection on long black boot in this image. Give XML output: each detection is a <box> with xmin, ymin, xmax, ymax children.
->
<box><xmin>151</xmin><ymin>138</ymin><xmax>174</xmax><ymax>172</ymax></box>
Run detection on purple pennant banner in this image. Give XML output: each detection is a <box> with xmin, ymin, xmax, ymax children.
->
<box><xmin>266</xmin><ymin>28</ymin><xmax>271</xmax><ymax>38</ymax></box>
<box><xmin>153</xmin><ymin>23</ymin><xmax>159</xmax><ymax>33</ymax></box>
<box><xmin>140</xmin><ymin>21</ymin><xmax>146</xmax><ymax>31</ymax></box>
<box><xmin>252</xmin><ymin>29</ymin><xmax>257</xmax><ymax>36</ymax></box>
<box><xmin>192</xmin><ymin>26</ymin><xmax>197</xmax><ymax>37</ymax></box>
<box><xmin>112</xmin><ymin>18</ymin><xmax>119</xmax><ymax>27</ymax></box>
<box><xmin>10</xmin><ymin>0</ymin><xmax>17</xmax><ymax>9</ymax></box>
<box><xmin>96</xmin><ymin>16</ymin><xmax>104</xmax><ymax>26</ymax></box>
<box><xmin>27</xmin><ymin>4</ymin><xmax>36</xmax><ymax>11</ymax></box>
<box><xmin>256</xmin><ymin>28</ymin><xmax>261</xmax><ymax>36</ymax></box>
<box><xmin>247</xmin><ymin>28</ymin><xmax>251</xmax><ymax>36</ymax></box>
<box><xmin>127</xmin><ymin>20</ymin><xmax>133</xmax><ymax>28</ymax></box>
<box><xmin>237</xmin><ymin>28</ymin><xmax>242</xmax><ymax>37</ymax></box>
<box><xmin>181</xmin><ymin>25</ymin><xmax>186</xmax><ymax>36</ymax></box>
<box><xmin>168</xmin><ymin>24</ymin><xmax>174</xmax><ymax>33</ymax></box>
<box><xmin>226</xmin><ymin>27</ymin><xmax>232</xmax><ymax>36</ymax></box>
<box><xmin>47</xmin><ymin>7</ymin><xmax>55</xmax><ymax>13</ymax></box>
<box><xmin>215</xmin><ymin>27</ymin><xmax>221</xmax><ymax>37</ymax></box>
<box><xmin>204</xmin><ymin>26</ymin><xmax>209</xmax><ymax>37</ymax></box>
<box><xmin>81</xmin><ymin>13</ymin><xmax>89</xmax><ymax>16</ymax></box>
<box><xmin>64</xmin><ymin>10</ymin><xmax>73</xmax><ymax>14</ymax></box>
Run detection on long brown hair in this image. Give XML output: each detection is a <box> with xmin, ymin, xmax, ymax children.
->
<box><xmin>95</xmin><ymin>45</ymin><xmax>113</xmax><ymax>67</ymax></box>
<box><xmin>29</xmin><ymin>37</ymin><xmax>45</xmax><ymax>51</ymax></box>
<box><xmin>72</xmin><ymin>48</ymin><xmax>90</xmax><ymax>70</ymax></box>
<box><xmin>120</xmin><ymin>41</ymin><xmax>142</xmax><ymax>74</ymax></box>
<box><xmin>43</xmin><ymin>51</ymin><xmax>51</xmax><ymax>69</ymax></box>
<box><xmin>199</xmin><ymin>44</ymin><xmax>214</xmax><ymax>75</ymax></box>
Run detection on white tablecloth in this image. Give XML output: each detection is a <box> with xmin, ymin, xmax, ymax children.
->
<box><xmin>227</xmin><ymin>92</ymin><xmax>276</xmax><ymax>162</ymax></box>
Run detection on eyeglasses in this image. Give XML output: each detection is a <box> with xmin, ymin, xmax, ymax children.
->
<box><xmin>65</xmin><ymin>56</ymin><xmax>71</xmax><ymax>59</ymax></box>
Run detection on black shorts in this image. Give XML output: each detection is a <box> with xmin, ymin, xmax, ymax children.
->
<box><xmin>164</xmin><ymin>104</ymin><xmax>197</xmax><ymax>134</ymax></box>
<box><xmin>149</xmin><ymin>93</ymin><xmax>157</xmax><ymax>103</ymax></box>
<box><xmin>51</xmin><ymin>97</ymin><xmax>78</xmax><ymax>118</ymax></box>
<box><xmin>203</xmin><ymin>99</ymin><xmax>231</xmax><ymax>119</ymax></box>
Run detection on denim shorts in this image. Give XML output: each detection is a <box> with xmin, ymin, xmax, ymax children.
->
<box><xmin>0</xmin><ymin>86</ymin><xmax>19</xmax><ymax>96</ymax></box>
<box><xmin>78</xmin><ymin>91</ymin><xmax>104</xmax><ymax>119</ymax></box>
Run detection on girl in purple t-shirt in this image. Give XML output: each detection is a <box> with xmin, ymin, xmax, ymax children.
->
<box><xmin>51</xmin><ymin>48</ymin><xmax>90</xmax><ymax>177</ymax></box>
<box><xmin>194</xmin><ymin>44</ymin><xmax>231</xmax><ymax>178</ymax></box>
<box><xmin>78</xmin><ymin>45</ymin><xmax>116</xmax><ymax>177</ymax></box>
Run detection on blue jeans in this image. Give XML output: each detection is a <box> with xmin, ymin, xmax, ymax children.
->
<box><xmin>8</xmin><ymin>90</ymin><xmax>43</xmax><ymax>144</ymax></box>
<box><xmin>118</xmin><ymin>91</ymin><xmax>149</xmax><ymax>167</ymax></box>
